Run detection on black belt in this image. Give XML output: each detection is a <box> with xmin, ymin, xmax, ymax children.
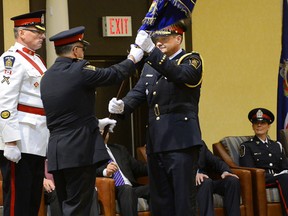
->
<box><xmin>149</xmin><ymin>104</ymin><xmax>196</xmax><ymax>117</ymax></box>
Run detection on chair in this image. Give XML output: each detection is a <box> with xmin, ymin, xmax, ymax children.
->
<box><xmin>279</xmin><ymin>129</ymin><xmax>288</xmax><ymax>156</ymax></box>
<box><xmin>136</xmin><ymin>146</ymin><xmax>253</xmax><ymax>216</ymax></box>
<box><xmin>212</xmin><ymin>136</ymin><xmax>283</xmax><ymax>216</ymax></box>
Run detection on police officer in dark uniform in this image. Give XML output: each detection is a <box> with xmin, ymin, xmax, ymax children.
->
<box><xmin>240</xmin><ymin>108</ymin><xmax>288</xmax><ymax>215</ymax></box>
<box><xmin>196</xmin><ymin>142</ymin><xmax>241</xmax><ymax>216</ymax></box>
<box><xmin>108</xmin><ymin>21</ymin><xmax>203</xmax><ymax>216</ymax></box>
<box><xmin>40</xmin><ymin>26</ymin><xmax>143</xmax><ymax>215</ymax></box>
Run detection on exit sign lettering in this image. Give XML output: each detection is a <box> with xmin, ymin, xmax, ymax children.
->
<box><xmin>102</xmin><ymin>16</ymin><xmax>132</xmax><ymax>37</ymax></box>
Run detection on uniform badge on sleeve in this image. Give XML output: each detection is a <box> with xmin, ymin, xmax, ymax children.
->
<box><xmin>190</xmin><ymin>58</ymin><xmax>201</xmax><ymax>69</ymax></box>
<box><xmin>239</xmin><ymin>145</ymin><xmax>246</xmax><ymax>157</ymax></box>
<box><xmin>1</xmin><ymin>76</ymin><xmax>10</xmax><ymax>85</ymax></box>
<box><xmin>3</xmin><ymin>56</ymin><xmax>15</xmax><ymax>69</ymax></box>
<box><xmin>84</xmin><ymin>65</ymin><xmax>96</xmax><ymax>71</ymax></box>
<box><xmin>1</xmin><ymin>110</ymin><xmax>10</xmax><ymax>119</ymax></box>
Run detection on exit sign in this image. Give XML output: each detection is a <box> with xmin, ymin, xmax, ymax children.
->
<box><xmin>102</xmin><ymin>16</ymin><xmax>132</xmax><ymax>37</ymax></box>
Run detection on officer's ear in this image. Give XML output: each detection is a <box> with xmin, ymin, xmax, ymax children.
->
<box><xmin>72</xmin><ymin>45</ymin><xmax>79</xmax><ymax>57</ymax></box>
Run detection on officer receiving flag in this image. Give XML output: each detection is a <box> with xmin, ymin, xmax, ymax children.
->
<box><xmin>277</xmin><ymin>0</ymin><xmax>288</xmax><ymax>137</ymax></box>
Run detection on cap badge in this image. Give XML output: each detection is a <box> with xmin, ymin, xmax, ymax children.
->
<box><xmin>41</xmin><ymin>14</ymin><xmax>44</xmax><ymax>24</ymax></box>
<box><xmin>256</xmin><ymin>109</ymin><xmax>263</xmax><ymax>118</ymax></box>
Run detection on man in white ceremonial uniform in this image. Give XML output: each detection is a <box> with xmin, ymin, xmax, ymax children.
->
<box><xmin>0</xmin><ymin>10</ymin><xmax>49</xmax><ymax>216</ymax></box>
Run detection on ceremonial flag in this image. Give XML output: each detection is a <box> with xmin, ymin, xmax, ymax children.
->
<box><xmin>139</xmin><ymin>0</ymin><xmax>197</xmax><ymax>31</ymax></box>
<box><xmin>277</xmin><ymin>0</ymin><xmax>288</xmax><ymax>138</ymax></box>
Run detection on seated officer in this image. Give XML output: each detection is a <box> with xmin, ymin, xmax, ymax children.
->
<box><xmin>196</xmin><ymin>141</ymin><xmax>241</xmax><ymax>216</ymax></box>
<box><xmin>240</xmin><ymin>108</ymin><xmax>288</xmax><ymax>215</ymax></box>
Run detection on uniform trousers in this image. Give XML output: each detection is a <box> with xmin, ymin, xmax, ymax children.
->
<box><xmin>196</xmin><ymin>176</ymin><xmax>241</xmax><ymax>216</ymax></box>
<box><xmin>0</xmin><ymin>152</ymin><xmax>45</xmax><ymax>216</ymax></box>
<box><xmin>52</xmin><ymin>164</ymin><xmax>97</xmax><ymax>216</ymax></box>
<box><xmin>44</xmin><ymin>187</ymin><xmax>99</xmax><ymax>216</ymax></box>
<box><xmin>115</xmin><ymin>184</ymin><xmax>150</xmax><ymax>216</ymax></box>
<box><xmin>266</xmin><ymin>173</ymin><xmax>288</xmax><ymax>216</ymax></box>
<box><xmin>147</xmin><ymin>147</ymin><xmax>199</xmax><ymax>216</ymax></box>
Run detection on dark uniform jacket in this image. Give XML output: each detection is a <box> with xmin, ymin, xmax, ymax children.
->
<box><xmin>198</xmin><ymin>144</ymin><xmax>231</xmax><ymax>175</ymax></box>
<box><xmin>40</xmin><ymin>57</ymin><xmax>135</xmax><ymax>172</ymax></box>
<box><xmin>96</xmin><ymin>143</ymin><xmax>148</xmax><ymax>186</ymax></box>
<box><xmin>240</xmin><ymin>136</ymin><xmax>288</xmax><ymax>177</ymax></box>
<box><xmin>122</xmin><ymin>48</ymin><xmax>203</xmax><ymax>154</ymax></box>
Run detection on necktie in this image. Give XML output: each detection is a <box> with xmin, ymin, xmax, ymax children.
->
<box><xmin>109</xmin><ymin>159</ymin><xmax>125</xmax><ymax>186</ymax></box>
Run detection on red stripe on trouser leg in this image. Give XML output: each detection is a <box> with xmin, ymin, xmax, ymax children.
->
<box><xmin>276</xmin><ymin>180</ymin><xmax>288</xmax><ymax>215</ymax></box>
<box><xmin>10</xmin><ymin>162</ymin><xmax>16</xmax><ymax>216</ymax></box>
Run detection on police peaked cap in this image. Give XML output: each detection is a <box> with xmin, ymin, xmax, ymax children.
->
<box><xmin>49</xmin><ymin>26</ymin><xmax>90</xmax><ymax>47</ymax></box>
<box><xmin>152</xmin><ymin>21</ymin><xmax>187</xmax><ymax>37</ymax></box>
<box><xmin>11</xmin><ymin>10</ymin><xmax>45</xmax><ymax>31</ymax></box>
<box><xmin>248</xmin><ymin>108</ymin><xmax>275</xmax><ymax>124</ymax></box>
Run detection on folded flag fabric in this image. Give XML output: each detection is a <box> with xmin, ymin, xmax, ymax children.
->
<box><xmin>139</xmin><ymin>0</ymin><xmax>197</xmax><ymax>31</ymax></box>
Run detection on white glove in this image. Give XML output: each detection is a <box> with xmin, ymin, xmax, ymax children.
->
<box><xmin>128</xmin><ymin>44</ymin><xmax>144</xmax><ymax>63</ymax></box>
<box><xmin>108</xmin><ymin>97</ymin><xmax>124</xmax><ymax>114</ymax></box>
<box><xmin>135</xmin><ymin>30</ymin><xmax>155</xmax><ymax>53</ymax></box>
<box><xmin>98</xmin><ymin>118</ymin><xmax>117</xmax><ymax>133</ymax></box>
<box><xmin>4</xmin><ymin>145</ymin><xmax>21</xmax><ymax>163</ymax></box>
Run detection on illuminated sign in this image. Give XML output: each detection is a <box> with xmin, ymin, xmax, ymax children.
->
<box><xmin>102</xmin><ymin>16</ymin><xmax>132</xmax><ymax>37</ymax></box>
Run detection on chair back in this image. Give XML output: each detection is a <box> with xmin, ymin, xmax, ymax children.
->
<box><xmin>219</xmin><ymin>136</ymin><xmax>253</xmax><ymax>165</ymax></box>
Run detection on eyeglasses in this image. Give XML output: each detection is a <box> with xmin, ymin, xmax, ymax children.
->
<box><xmin>74</xmin><ymin>46</ymin><xmax>86</xmax><ymax>51</ymax></box>
<box><xmin>21</xmin><ymin>28</ymin><xmax>45</xmax><ymax>35</ymax></box>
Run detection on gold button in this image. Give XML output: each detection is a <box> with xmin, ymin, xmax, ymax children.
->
<box><xmin>269</xmin><ymin>163</ymin><xmax>273</xmax><ymax>166</ymax></box>
<box><xmin>184</xmin><ymin>117</ymin><xmax>188</xmax><ymax>120</ymax></box>
<box><xmin>153</xmin><ymin>91</ymin><xmax>156</xmax><ymax>96</ymax></box>
<box><xmin>145</xmin><ymin>82</ymin><xmax>148</xmax><ymax>85</ymax></box>
<box><xmin>269</xmin><ymin>153</ymin><xmax>272</xmax><ymax>157</ymax></box>
<box><xmin>156</xmin><ymin>117</ymin><xmax>160</xmax><ymax>120</ymax></box>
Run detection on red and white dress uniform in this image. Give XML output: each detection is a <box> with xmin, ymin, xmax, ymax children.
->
<box><xmin>0</xmin><ymin>42</ymin><xmax>49</xmax><ymax>155</ymax></box>
<box><xmin>0</xmin><ymin>42</ymin><xmax>49</xmax><ymax>216</ymax></box>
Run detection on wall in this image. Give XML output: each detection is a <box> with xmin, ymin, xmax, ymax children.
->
<box><xmin>2</xmin><ymin>0</ymin><xmax>29</xmax><ymax>50</ymax></box>
<box><xmin>0</xmin><ymin>0</ymin><xmax>3</xmax><ymax>54</ymax></box>
<box><xmin>192</xmin><ymin>0</ymin><xmax>282</xmax><ymax>146</ymax></box>
<box><xmin>68</xmin><ymin>0</ymin><xmax>150</xmax><ymax>56</ymax></box>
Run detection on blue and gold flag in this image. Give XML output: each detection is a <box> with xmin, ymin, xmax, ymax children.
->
<box><xmin>139</xmin><ymin>0</ymin><xmax>197</xmax><ymax>31</ymax></box>
<box><xmin>277</xmin><ymin>0</ymin><xmax>288</xmax><ymax>137</ymax></box>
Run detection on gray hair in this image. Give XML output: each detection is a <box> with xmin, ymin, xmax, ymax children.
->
<box><xmin>55</xmin><ymin>43</ymin><xmax>75</xmax><ymax>56</ymax></box>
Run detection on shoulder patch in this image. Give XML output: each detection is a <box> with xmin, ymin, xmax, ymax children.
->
<box><xmin>3</xmin><ymin>56</ymin><xmax>15</xmax><ymax>69</ymax></box>
<box><xmin>1</xmin><ymin>110</ymin><xmax>10</xmax><ymax>119</ymax></box>
<box><xmin>239</xmin><ymin>145</ymin><xmax>246</xmax><ymax>157</ymax></box>
<box><xmin>84</xmin><ymin>65</ymin><xmax>96</xmax><ymax>71</ymax></box>
<box><xmin>190</xmin><ymin>57</ymin><xmax>201</xmax><ymax>69</ymax></box>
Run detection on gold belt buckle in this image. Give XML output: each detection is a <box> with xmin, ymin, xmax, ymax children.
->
<box><xmin>154</xmin><ymin>104</ymin><xmax>160</xmax><ymax>117</ymax></box>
